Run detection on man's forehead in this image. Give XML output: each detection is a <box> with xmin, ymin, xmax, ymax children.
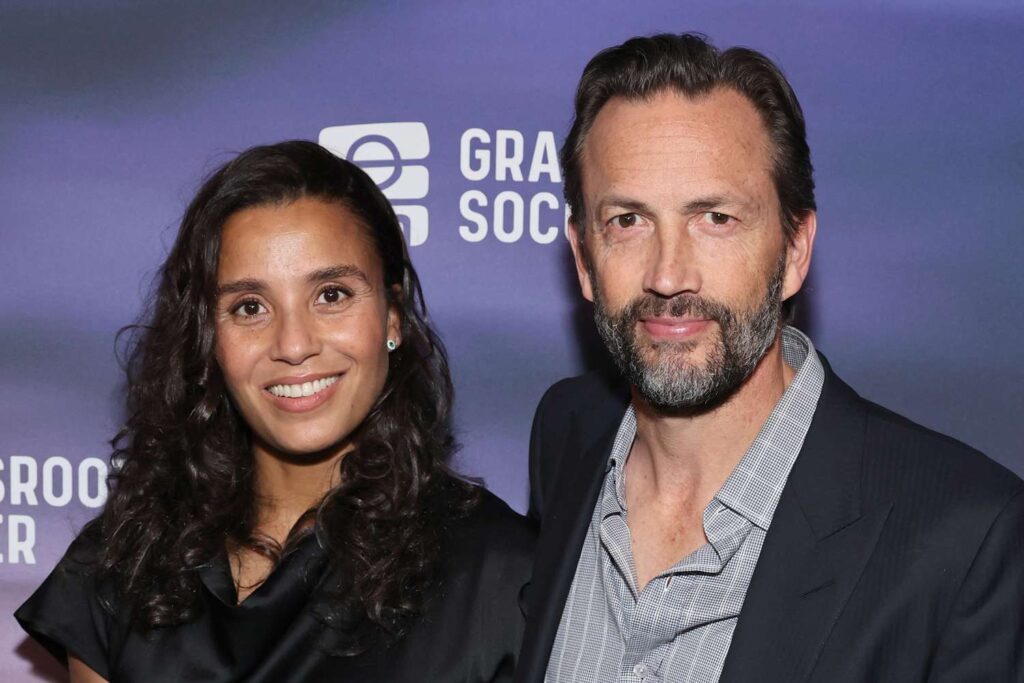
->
<box><xmin>580</xmin><ymin>88</ymin><xmax>775</xmax><ymax>205</ymax></box>
<box><xmin>585</xmin><ymin>87</ymin><xmax>770</xmax><ymax>161</ymax></box>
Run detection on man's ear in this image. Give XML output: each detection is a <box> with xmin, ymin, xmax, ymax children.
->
<box><xmin>783</xmin><ymin>211</ymin><xmax>816</xmax><ymax>301</ymax></box>
<box><xmin>567</xmin><ymin>221</ymin><xmax>595</xmax><ymax>303</ymax></box>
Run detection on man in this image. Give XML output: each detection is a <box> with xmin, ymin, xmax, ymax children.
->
<box><xmin>516</xmin><ymin>34</ymin><xmax>1024</xmax><ymax>683</ymax></box>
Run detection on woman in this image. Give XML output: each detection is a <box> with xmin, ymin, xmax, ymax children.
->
<box><xmin>16</xmin><ymin>141</ymin><xmax>534</xmax><ymax>682</ymax></box>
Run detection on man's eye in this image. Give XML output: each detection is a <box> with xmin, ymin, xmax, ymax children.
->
<box><xmin>610</xmin><ymin>213</ymin><xmax>639</xmax><ymax>229</ymax></box>
<box><xmin>703</xmin><ymin>211</ymin><xmax>733</xmax><ymax>226</ymax></box>
<box><xmin>317</xmin><ymin>286</ymin><xmax>349</xmax><ymax>305</ymax></box>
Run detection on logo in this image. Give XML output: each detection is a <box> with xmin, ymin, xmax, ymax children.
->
<box><xmin>319</xmin><ymin>122</ymin><xmax>430</xmax><ymax>246</ymax></box>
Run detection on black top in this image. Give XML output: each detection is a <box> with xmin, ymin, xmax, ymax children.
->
<box><xmin>16</xmin><ymin>488</ymin><xmax>535</xmax><ymax>683</ymax></box>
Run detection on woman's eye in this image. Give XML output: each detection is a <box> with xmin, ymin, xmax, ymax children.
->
<box><xmin>703</xmin><ymin>211</ymin><xmax>733</xmax><ymax>226</ymax></box>
<box><xmin>317</xmin><ymin>286</ymin><xmax>348</xmax><ymax>305</ymax></box>
<box><xmin>232</xmin><ymin>300</ymin><xmax>266</xmax><ymax>317</ymax></box>
<box><xmin>609</xmin><ymin>213</ymin><xmax>640</xmax><ymax>229</ymax></box>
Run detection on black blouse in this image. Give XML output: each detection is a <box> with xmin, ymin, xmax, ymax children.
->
<box><xmin>15</xmin><ymin>489</ymin><xmax>535</xmax><ymax>682</ymax></box>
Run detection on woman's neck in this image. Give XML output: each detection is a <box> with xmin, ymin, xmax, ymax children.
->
<box><xmin>250</xmin><ymin>442</ymin><xmax>347</xmax><ymax>543</ymax></box>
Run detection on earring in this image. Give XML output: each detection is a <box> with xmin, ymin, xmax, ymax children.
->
<box><xmin>386</xmin><ymin>339</ymin><xmax>398</xmax><ymax>352</ymax></box>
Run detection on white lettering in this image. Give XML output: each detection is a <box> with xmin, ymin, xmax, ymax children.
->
<box><xmin>529</xmin><ymin>192</ymin><xmax>560</xmax><ymax>244</ymax></box>
<box><xmin>78</xmin><ymin>458</ymin><xmax>108</xmax><ymax>509</ymax></box>
<box><xmin>460</xmin><ymin>128</ymin><xmax>490</xmax><ymax>181</ymax></box>
<box><xmin>459</xmin><ymin>190</ymin><xmax>489</xmax><ymax>243</ymax></box>
<box><xmin>8</xmin><ymin>515</ymin><xmax>36</xmax><ymax>564</ymax></box>
<box><xmin>10</xmin><ymin>456</ymin><xmax>38</xmax><ymax>506</ymax></box>
<box><xmin>494</xmin><ymin>130</ymin><xmax>525</xmax><ymax>182</ymax></box>
<box><xmin>528</xmin><ymin>131</ymin><xmax>561</xmax><ymax>183</ymax></box>
<box><xmin>493</xmin><ymin>191</ymin><xmax>524</xmax><ymax>243</ymax></box>
<box><xmin>42</xmin><ymin>456</ymin><xmax>73</xmax><ymax>507</ymax></box>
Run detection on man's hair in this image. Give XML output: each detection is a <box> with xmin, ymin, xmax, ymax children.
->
<box><xmin>561</xmin><ymin>33</ymin><xmax>816</xmax><ymax>243</ymax></box>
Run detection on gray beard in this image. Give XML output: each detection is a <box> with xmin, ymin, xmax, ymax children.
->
<box><xmin>592</xmin><ymin>254</ymin><xmax>785</xmax><ymax>413</ymax></box>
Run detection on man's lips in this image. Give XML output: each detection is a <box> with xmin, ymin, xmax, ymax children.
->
<box><xmin>639</xmin><ymin>317</ymin><xmax>711</xmax><ymax>341</ymax></box>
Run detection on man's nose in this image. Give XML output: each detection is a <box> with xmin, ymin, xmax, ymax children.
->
<box><xmin>642</xmin><ymin>223</ymin><xmax>702</xmax><ymax>298</ymax></box>
<box><xmin>270</xmin><ymin>308</ymin><xmax>321</xmax><ymax>365</ymax></box>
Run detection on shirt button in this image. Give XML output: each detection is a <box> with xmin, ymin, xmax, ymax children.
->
<box><xmin>633</xmin><ymin>663</ymin><xmax>647</xmax><ymax>677</ymax></box>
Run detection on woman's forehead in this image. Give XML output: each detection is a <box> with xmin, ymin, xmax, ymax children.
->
<box><xmin>217</xmin><ymin>198</ymin><xmax>382</xmax><ymax>283</ymax></box>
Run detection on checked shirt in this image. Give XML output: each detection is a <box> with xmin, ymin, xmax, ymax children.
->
<box><xmin>545</xmin><ymin>327</ymin><xmax>824</xmax><ymax>683</ymax></box>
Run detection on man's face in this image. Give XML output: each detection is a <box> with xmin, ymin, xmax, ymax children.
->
<box><xmin>571</xmin><ymin>87</ymin><xmax>813</xmax><ymax>412</ymax></box>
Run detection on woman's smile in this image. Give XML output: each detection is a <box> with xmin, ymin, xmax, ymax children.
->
<box><xmin>264</xmin><ymin>372</ymin><xmax>344</xmax><ymax>412</ymax></box>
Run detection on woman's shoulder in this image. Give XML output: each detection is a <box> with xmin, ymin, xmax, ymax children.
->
<box><xmin>430</xmin><ymin>479</ymin><xmax>535</xmax><ymax>589</ymax></box>
<box><xmin>392</xmin><ymin>482</ymin><xmax>533</xmax><ymax>678</ymax></box>
<box><xmin>443</xmin><ymin>483</ymin><xmax>535</xmax><ymax>555</ymax></box>
<box><xmin>15</xmin><ymin>522</ymin><xmax>116</xmax><ymax>680</ymax></box>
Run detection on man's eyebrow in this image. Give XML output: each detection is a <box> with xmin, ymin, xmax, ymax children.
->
<box><xmin>683</xmin><ymin>195</ymin><xmax>740</xmax><ymax>213</ymax></box>
<box><xmin>597</xmin><ymin>196</ymin><xmax>656</xmax><ymax>215</ymax></box>
<box><xmin>306</xmin><ymin>264</ymin><xmax>369</xmax><ymax>284</ymax></box>
<box><xmin>597</xmin><ymin>194</ymin><xmax>751</xmax><ymax>216</ymax></box>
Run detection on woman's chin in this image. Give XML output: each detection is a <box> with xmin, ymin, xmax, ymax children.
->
<box><xmin>256</xmin><ymin>433</ymin><xmax>353</xmax><ymax>464</ymax></box>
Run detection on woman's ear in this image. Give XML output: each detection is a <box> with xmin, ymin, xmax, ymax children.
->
<box><xmin>386</xmin><ymin>285</ymin><xmax>403</xmax><ymax>350</ymax></box>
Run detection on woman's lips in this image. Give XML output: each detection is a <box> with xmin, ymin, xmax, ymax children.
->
<box><xmin>263</xmin><ymin>373</ymin><xmax>343</xmax><ymax>413</ymax></box>
<box><xmin>640</xmin><ymin>317</ymin><xmax>711</xmax><ymax>341</ymax></box>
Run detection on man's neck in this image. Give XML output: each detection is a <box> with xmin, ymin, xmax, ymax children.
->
<box><xmin>628</xmin><ymin>336</ymin><xmax>796</xmax><ymax>512</ymax></box>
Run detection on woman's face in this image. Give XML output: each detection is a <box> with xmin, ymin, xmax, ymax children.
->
<box><xmin>213</xmin><ymin>196</ymin><xmax>400</xmax><ymax>459</ymax></box>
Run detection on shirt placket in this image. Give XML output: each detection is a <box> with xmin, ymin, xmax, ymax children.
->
<box><xmin>619</xmin><ymin>570</ymin><xmax>694</xmax><ymax>683</ymax></box>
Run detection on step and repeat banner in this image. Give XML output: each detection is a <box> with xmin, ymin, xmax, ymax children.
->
<box><xmin>2</xmin><ymin>0</ymin><xmax>1022</xmax><ymax>679</ymax></box>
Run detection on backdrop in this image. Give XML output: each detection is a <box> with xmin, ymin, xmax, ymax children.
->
<box><xmin>2</xmin><ymin>1</ymin><xmax>1023</xmax><ymax>679</ymax></box>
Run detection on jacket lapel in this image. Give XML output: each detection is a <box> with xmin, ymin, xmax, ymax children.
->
<box><xmin>516</xmin><ymin>421</ymin><xmax>618</xmax><ymax>683</ymax></box>
<box><xmin>719</xmin><ymin>357</ymin><xmax>892</xmax><ymax>683</ymax></box>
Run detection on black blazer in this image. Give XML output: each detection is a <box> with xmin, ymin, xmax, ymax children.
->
<box><xmin>517</xmin><ymin>356</ymin><xmax>1024</xmax><ymax>682</ymax></box>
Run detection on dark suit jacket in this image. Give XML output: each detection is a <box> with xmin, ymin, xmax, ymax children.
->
<box><xmin>517</xmin><ymin>356</ymin><xmax>1024</xmax><ymax>682</ymax></box>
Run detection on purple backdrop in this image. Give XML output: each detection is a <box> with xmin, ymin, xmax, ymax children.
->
<box><xmin>2</xmin><ymin>1</ymin><xmax>1023</xmax><ymax>679</ymax></box>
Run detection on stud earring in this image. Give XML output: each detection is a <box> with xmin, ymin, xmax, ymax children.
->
<box><xmin>386</xmin><ymin>339</ymin><xmax>398</xmax><ymax>352</ymax></box>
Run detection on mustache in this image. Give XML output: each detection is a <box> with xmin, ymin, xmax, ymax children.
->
<box><xmin>616</xmin><ymin>293</ymin><xmax>736</xmax><ymax>328</ymax></box>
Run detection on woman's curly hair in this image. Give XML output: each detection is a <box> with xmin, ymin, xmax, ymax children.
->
<box><xmin>89</xmin><ymin>140</ymin><xmax>476</xmax><ymax>651</ymax></box>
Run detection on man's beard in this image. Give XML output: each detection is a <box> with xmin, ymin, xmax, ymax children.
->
<box><xmin>592</xmin><ymin>254</ymin><xmax>785</xmax><ymax>414</ymax></box>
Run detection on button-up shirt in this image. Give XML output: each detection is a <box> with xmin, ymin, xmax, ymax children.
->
<box><xmin>546</xmin><ymin>326</ymin><xmax>825</xmax><ymax>683</ymax></box>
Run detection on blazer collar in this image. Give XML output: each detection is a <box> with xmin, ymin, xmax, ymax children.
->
<box><xmin>516</xmin><ymin>419</ymin><xmax>619</xmax><ymax>683</ymax></box>
<box><xmin>787</xmin><ymin>353</ymin><xmax>865</xmax><ymax>539</ymax></box>
<box><xmin>719</xmin><ymin>354</ymin><xmax>891</xmax><ymax>683</ymax></box>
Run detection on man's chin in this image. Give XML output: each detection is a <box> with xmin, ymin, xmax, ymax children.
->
<box><xmin>641</xmin><ymin>338</ymin><xmax>713</xmax><ymax>369</ymax></box>
<box><xmin>629</xmin><ymin>351</ymin><xmax>749</xmax><ymax>414</ymax></box>
<box><xmin>632</xmin><ymin>372</ymin><xmax>739</xmax><ymax>414</ymax></box>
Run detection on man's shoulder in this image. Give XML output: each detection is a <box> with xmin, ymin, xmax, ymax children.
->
<box><xmin>535</xmin><ymin>371</ymin><xmax>629</xmax><ymax>427</ymax></box>
<box><xmin>528</xmin><ymin>372</ymin><xmax>629</xmax><ymax>520</ymax></box>
<box><xmin>856</xmin><ymin>393</ymin><xmax>1023</xmax><ymax>511</ymax></box>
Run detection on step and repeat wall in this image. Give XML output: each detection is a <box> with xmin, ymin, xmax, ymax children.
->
<box><xmin>2</xmin><ymin>0</ymin><xmax>1022</xmax><ymax>679</ymax></box>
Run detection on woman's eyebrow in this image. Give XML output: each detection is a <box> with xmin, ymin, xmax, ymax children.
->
<box><xmin>215</xmin><ymin>278</ymin><xmax>265</xmax><ymax>297</ymax></box>
<box><xmin>215</xmin><ymin>265</ymin><xmax>369</xmax><ymax>297</ymax></box>
<box><xmin>306</xmin><ymin>264</ymin><xmax>369</xmax><ymax>284</ymax></box>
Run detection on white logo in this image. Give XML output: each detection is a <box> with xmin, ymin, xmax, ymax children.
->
<box><xmin>319</xmin><ymin>122</ymin><xmax>430</xmax><ymax>246</ymax></box>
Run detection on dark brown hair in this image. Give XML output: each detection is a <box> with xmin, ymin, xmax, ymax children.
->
<box><xmin>561</xmin><ymin>33</ymin><xmax>816</xmax><ymax>242</ymax></box>
<box><xmin>92</xmin><ymin>140</ymin><xmax>474</xmax><ymax>651</ymax></box>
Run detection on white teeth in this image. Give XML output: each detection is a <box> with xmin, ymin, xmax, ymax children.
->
<box><xmin>267</xmin><ymin>375</ymin><xmax>339</xmax><ymax>398</ymax></box>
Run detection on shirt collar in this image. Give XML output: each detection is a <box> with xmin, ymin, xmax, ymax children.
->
<box><xmin>605</xmin><ymin>326</ymin><xmax>824</xmax><ymax>530</ymax></box>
